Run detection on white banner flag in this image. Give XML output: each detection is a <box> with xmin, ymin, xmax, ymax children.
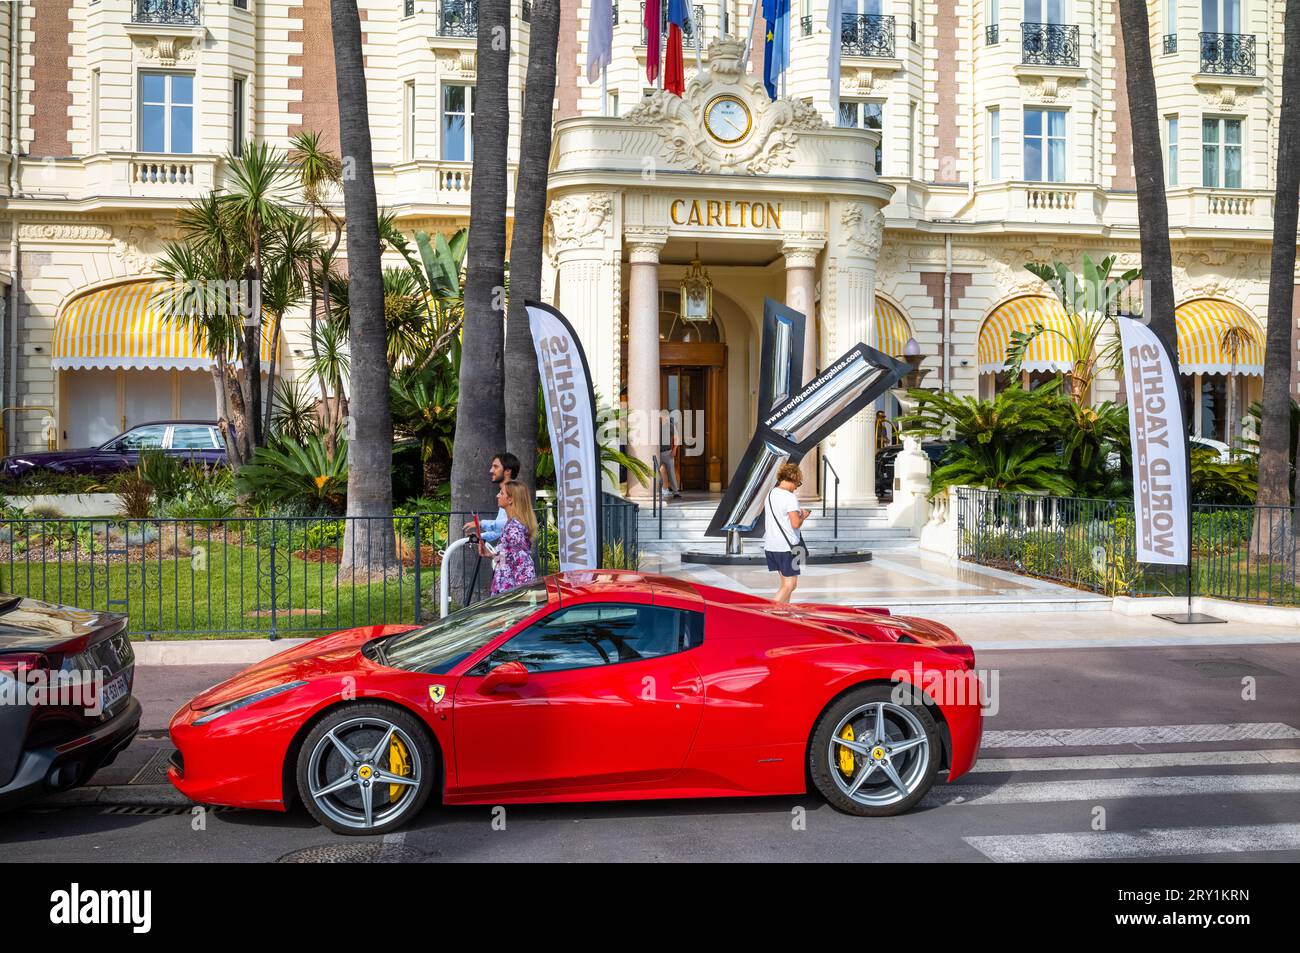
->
<box><xmin>527</xmin><ymin>301</ymin><xmax>602</xmax><ymax>571</ymax></box>
<box><xmin>1118</xmin><ymin>315</ymin><xmax>1189</xmax><ymax>565</ymax></box>
<box><xmin>587</xmin><ymin>0</ymin><xmax>614</xmax><ymax>83</ymax></box>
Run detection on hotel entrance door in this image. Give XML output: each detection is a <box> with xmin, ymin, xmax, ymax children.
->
<box><xmin>660</xmin><ymin>342</ymin><xmax>727</xmax><ymax>491</ymax></box>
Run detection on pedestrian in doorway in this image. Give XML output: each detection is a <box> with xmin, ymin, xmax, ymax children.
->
<box><xmin>659</xmin><ymin>414</ymin><xmax>682</xmax><ymax>500</ymax></box>
<box><xmin>764</xmin><ymin>462</ymin><xmax>811</xmax><ymax>603</ymax></box>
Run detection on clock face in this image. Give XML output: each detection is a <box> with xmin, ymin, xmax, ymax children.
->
<box><xmin>705</xmin><ymin>95</ymin><xmax>751</xmax><ymax>145</ymax></box>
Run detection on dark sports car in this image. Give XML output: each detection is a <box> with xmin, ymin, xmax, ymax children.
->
<box><xmin>0</xmin><ymin>421</ymin><xmax>225</xmax><ymax>479</ymax></box>
<box><xmin>169</xmin><ymin>572</ymin><xmax>983</xmax><ymax>835</ymax></box>
<box><xmin>0</xmin><ymin>595</ymin><xmax>140</xmax><ymax>808</ymax></box>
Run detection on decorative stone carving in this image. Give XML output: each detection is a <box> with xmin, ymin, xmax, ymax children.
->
<box><xmin>112</xmin><ymin>224</ymin><xmax>158</xmax><ymax>275</ymax></box>
<box><xmin>1023</xmin><ymin>75</ymin><xmax>1073</xmax><ymax>103</ymax></box>
<box><xmin>546</xmin><ymin>193</ymin><xmax>614</xmax><ymax>251</ymax></box>
<box><xmin>133</xmin><ymin>34</ymin><xmax>199</xmax><ymax>67</ymax></box>
<box><xmin>840</xmin><ymin>206</ymin><xmax>885</xmax><ymax>258</ymax></box>
<box><xmin>625</xmin><ymin>39</ymin><xmax>826</xmax><ymax>175</ymax></box>
<box><xmin>18</xmin><ymin>222</ymin><xmax>113</xmax><ymax>242</ymax></box>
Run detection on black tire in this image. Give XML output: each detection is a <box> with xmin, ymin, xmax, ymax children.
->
<box><xmin>809</xmin><ymin>684</ymin><xmax>940</xmax><ymax>817</ymax></box>
<box><xmin>295</xmin><ymin>703</ymin><xmax>436</xmax><ymax>836</ymax></box>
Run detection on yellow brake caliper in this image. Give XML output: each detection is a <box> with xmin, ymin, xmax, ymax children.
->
<box><xmin>388</xmin><ymin>735</ymin><xmax>411</xmax><ymax>801</ymax></box>
<box><xmin>838</xmin><ymin>723</ymin><xmax>856</xmax><ymax>776</ymax></box>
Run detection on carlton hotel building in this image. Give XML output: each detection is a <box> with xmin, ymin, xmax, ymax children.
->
<box><xmin>0</xmin><ymin>0</ymin><xmax>1296</xmax><ymax>500</ymax></box>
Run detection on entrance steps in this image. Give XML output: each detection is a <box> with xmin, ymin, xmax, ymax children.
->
<box><xmin>635</xmin><ymin>499</ymin><xmax>918</xmax><ymax>553</ymax></box>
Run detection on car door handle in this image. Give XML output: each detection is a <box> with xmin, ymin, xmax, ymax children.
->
<box><xmin>672</xmin><ymin>681</ymin><xmax>701</xmax><ymax>696</ymax></box>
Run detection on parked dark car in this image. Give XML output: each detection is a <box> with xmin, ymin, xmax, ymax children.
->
<box><xmin>876</xmin><ymin>441</ymin><xmax>954</xmax><ymax>503</ymax></box>
<box><xmin>0</xmin><ymin>595</ymin><xmax>139</xmax><ymax>808</ymax></box>
<box><xmin>0</xmin><ymin>420</ymin><xmax>225</xmax><ymax>479</ymax></box>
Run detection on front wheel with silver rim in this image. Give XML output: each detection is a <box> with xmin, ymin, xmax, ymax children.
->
<box><xmin>809</xmin><ymin>685</ymin><xmax>939</xmax><ymax>817</ymax></box>
<box><xmin>295</xmin><ymin>703</ymin><xmax>436</xmax><ymax>835</ymax></box>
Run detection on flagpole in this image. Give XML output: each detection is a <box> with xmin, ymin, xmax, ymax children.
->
<box><xmin>741</xmin><ymin>0</ymin><xmax>760</xmax><ymax>64</ymax></box>
<box><xmin>694</xmin><ymin>7</ymin><xmax>702</xmax><ymax>73</ymax></box>
<box><xmin>601</xmin><ymin>66</ymin><xmax>608</xmax><ymax>115</ymax></box>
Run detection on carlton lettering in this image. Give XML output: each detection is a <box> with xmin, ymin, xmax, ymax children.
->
<box><xmin>671</xmin><ymin>198</ymin><xmax>783</xmax><ymax>230</ymax></box>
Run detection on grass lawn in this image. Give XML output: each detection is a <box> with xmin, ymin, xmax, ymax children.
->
<box><xmin>0</xmin><ymin>537</ymin><xmax>429</xmax><ymax>640</ymax></box>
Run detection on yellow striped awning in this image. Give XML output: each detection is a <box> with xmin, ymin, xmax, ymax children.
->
<box><xmin>1175</xmin><ymin>299</ymin><xmax>1264</xmax><ymax>377</ymax></box>
<box><xmin>977</xmin><ymin>296</ymin><xmax>1074</xmax><ymax>375</ymax></box>
<box><xmin>52</xmin><ymin>281</ymin><xmax>278</xmax><ymax>372</ymax></box>
<box><xmin>874</xmin><ymin>297</ymin><xmax>912</xmax><ymax>358</ymax></box>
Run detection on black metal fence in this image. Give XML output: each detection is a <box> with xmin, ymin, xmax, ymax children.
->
<box><xmin>1021</xmin><ymin>21</ymin><xmax>1080</xmax><ymax>67</ymax></box>
<box><xmin>0</xmin><ymin>494</ymin><xmax>638</xmax><ymax>639</ymax></box>
<box><xmin>841</xmin><ymin>14</ymin><xmax>895</xmax><ymax>58</ymax></box>
<box><xmin>1200</xmin><ymin>31</ymin><xmax>1256</xmax><ymax>76</ymax></box>
<box><xmin>955</xmin><ymin>487</ymin><xmax>1299</xmax><ymax>606</ymax></box>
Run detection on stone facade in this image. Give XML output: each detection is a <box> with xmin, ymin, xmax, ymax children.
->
<box><xmin>0</xmin><ymin>1</ymin><xmax>1293</xmax><ymax>493</ymax></box>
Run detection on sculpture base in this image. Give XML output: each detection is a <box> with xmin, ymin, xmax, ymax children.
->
<box><xmin>681</xmin><ymin>547</ymin><xmax>872</xmax><ymax>566</ymax></box>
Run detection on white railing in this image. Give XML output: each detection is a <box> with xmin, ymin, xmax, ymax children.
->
<box><xmin>130</xmin><ymin>158</ymin><xmax>197</xmax><ymax>187</ymax></box>
<box><xmin>1025</xmin><ymin>186</ymin><xmax>1079</xmax><ymax>211</ymax></box>
<box><xmin>1206</xmin><ymin>191</ymin><xmax>1255</xmax><ymax>216</ymax></box>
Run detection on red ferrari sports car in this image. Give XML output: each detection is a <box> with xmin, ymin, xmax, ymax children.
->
<box><xmin>169</xmin><ymin>572</ymin><xmax>982</xmax><ymax>834</ymax></box>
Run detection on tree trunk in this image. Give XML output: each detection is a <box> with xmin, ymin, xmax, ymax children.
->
<box><xmin>331</xmin><ymin>0</ymin><xmax>396</xmax><ymax>572</ymax></box>
<box><xmin>1117</xmin><ymin>1</ymin><xmax>1177</xmax><ymax>358</ymax></box>
<box><xmin>504</xmin><ymin>0</ymin><xmax>560</xmax><ymax>491</ymax></box>
<box><xmin>1257</xmin><ymin>0</ymin><xmax>1300</xmax><ymax>562</ymax></box>
<box><xmin>449</xmin><ymin>0</ymin><xmax>511</xmax><ymax>602</ymax></box>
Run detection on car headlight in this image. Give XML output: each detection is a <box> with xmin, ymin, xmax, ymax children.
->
<box><xmin>193</xmin><ymin>681</ymin><xmax>308</xmax><ymax>726</ymax></box>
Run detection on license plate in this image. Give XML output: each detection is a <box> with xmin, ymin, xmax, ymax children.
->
<box><xmin>100</xmin><ymin>672</ymin><xmax>129</xmax><ymax>712</ymax></box>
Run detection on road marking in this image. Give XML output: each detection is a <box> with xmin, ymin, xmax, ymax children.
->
<box><xmin>965</xmin><ymin>823</ymin><xmax>1300</xmax><ymax>863</ymax></box>
<box><xmin>932</xmin><ymin>773</ymin><xmax>1300</xmax><ymax>806</ymax></box>
<box><xmin>983</xmin><ymin>722</ymin><xmax>1300</xmax><ymax>749</ymax></box>
<box><xmin>972</xmin><ymin>748</ymin><xmax>1300</xmax><ymax>772</ymax></box>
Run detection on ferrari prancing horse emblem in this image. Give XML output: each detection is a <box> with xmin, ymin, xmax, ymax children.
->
<box><xmin>428</xmin><ymin>685</ymin><xmax>446</xmax><ymax>704</ymax></box>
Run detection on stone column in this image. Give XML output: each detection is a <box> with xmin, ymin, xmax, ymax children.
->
<box><xmin>826</xmin><ymin>203</ymin><xmax>885</xmax><ymax>502</ymax></box>
<box><xmin>625</xmin><ymin>236</ymin><xmax>664</xmax><ymax>500</ymax></box>
<box><xmin>783</xmin><ymin>241</ymin><xmax>821</xmax><ymax>501</ymax></box>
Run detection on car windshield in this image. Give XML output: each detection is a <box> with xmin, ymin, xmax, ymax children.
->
<box><xmin>375</xmin><ymin>579</ymin><xmax>550</xmax><ymax>674</ymax></box>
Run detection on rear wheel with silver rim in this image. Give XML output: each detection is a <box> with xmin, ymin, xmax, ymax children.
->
<box><xmin>809</xmin><ymin>685</ymin><xmax>939</xmax><ymax>816</ymax></box>
<box><xmin>295</xmin><ymin>703</ymin><xmax>436</xmax><ymax>835</ymax></box>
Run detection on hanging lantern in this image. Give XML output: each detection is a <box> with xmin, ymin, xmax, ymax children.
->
<box><xmin>680</xmin><ymin>250</ymin><xmax>713</xmax><ymax>323</ymax></box>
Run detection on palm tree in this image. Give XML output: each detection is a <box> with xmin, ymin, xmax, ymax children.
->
<box><xmin>505</xmin><ymin>0</ymin><xmax>561</xmax><ymax>488</ymax></box>
<box><xmin>1117</xmin><ymin>1</ymin><xmax>1177</xmax><ymax>358</ymax></box>
<box><xmin>287</xmin><ymin>131</ymin><xmax>346</xmax><ymax>455</ymax></box>
<box><xmin>1256</xmin><ymin>0</ymin><xmax>1300</xmax><ymax>561</ymax></box>
<box><xmin>1219</xmin><ymin>323</ymin><xmax>1257</xmax><ymax>448</ymax></box>
<box><xmin>330</xmin><ymin>0</ymin><xmax>395</xmax><ymax>572</ymax></box>
<box><xmin>1010</xmin><ymin>254</ymin><xmax>1140</xmax><ymax>405</ymax></box>
<box><xmin>222</xmin><ymin>140</ymin><xmax>296</xmax><ymax>447</ymax></box>
<box><xmin>450</xmin><ymin>0</ymin><xmax>511</xmax><ymax>580</ymax></box>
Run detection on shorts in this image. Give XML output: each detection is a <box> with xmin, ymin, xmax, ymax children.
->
<box><xmin>765</xmin><ymin>549</ymin><xmax>800</xmax><ymax>577</ymax></box>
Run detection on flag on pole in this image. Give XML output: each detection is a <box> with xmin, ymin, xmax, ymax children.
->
<box><xmin>762</xmin><ymin>0</ymin><xmax>791</xmax><ymax>100</ymax></box>
<box><xmin>644</xmin><ymin>0</ymin><xmax>662</xmax><ymax>84</ymax></box>
<box><xmin>827</xmin><ymin>0</ymin><xmax>843</xmax><ymax>119</ymax></box>
<box><xmin>665</xmin><ymin>0</ymin><xmax>689</xmax><ymax>96</ymax></box>
<box><xmin>587</xmin><ymin>0</ymin><xmax>614</xmax><ymax>83</ymax></box>
<box><xmin>1118</xmin><ymin>315</ymin><xmax>1190</xmax><ymax>565</ymax></box>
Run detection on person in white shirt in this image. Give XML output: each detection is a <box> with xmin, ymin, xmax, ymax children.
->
<box><xmin>763</xmin><ymin>461</ymin><xmax>811</xmax><ymax>603</ymax></box>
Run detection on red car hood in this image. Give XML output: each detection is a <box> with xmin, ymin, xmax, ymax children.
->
<box><xmin>781</xmin><ymin>603</ymin><xmax>972</xmax><ymax>660</ymax></box>
<box><xmin>190</xmin><ymin>623</ymin><xmax>416</xmax><ymax>710</ymax></box>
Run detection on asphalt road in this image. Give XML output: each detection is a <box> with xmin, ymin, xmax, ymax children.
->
<box><xmin>3</xmin><ymin>642</ymin><xmax>1299</xmax><ymax>863</ymax></box>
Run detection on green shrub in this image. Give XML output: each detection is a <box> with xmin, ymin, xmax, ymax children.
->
<box><xmin>235</xmin><ymin>434</ymin><xmax>348</xmax><ymax>511</ymax></box>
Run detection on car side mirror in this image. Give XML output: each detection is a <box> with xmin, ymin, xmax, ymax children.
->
<box><xmin>480</xmin><ymin>660</ymin><xmax>528</xmax><ymax>694</ymax></box>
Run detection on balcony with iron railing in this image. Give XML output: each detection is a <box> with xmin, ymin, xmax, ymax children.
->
<box><xmin>1162</xmin><ymin>32</ymin><xmax>1177</xmax><ymax>54</ymax></box>
<box><xmin>985</xmin><ymin>24</ymin><xmax>999</xmax><ymax>45</ymax></box>
<box><xmin>841</xmin><ymin>13</ymin><xmax>895</xmax><ymax>58</ymax></box>
<box><xmin>438</xmin><ymin>0</ymin><xmax>478</xmax><ymax>37</ymax></box>
<box><xmin>1199</xmin><ymin>32</ymin><xmax>1256</xmax><ymax>75</ymax></box>
<box><xmin>640</xmin><ymin>3</ymin><xmax>702</xmax><ymax>45</ymax></box>
<box><xmin>133</xmin><ymin>0</ymin><xmax>201</xmax><ymax>25</ymax></box>
<box><xmin>1020</xmin><ymin>22</ymin><xmax>1079</xmax><ymax>67</ymax></box>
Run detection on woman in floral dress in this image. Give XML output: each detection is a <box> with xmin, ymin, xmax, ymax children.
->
<box><xmin>484</xmin><ymin>480</ymin><xmax>538</xmax><ymax>595</ymax></box>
